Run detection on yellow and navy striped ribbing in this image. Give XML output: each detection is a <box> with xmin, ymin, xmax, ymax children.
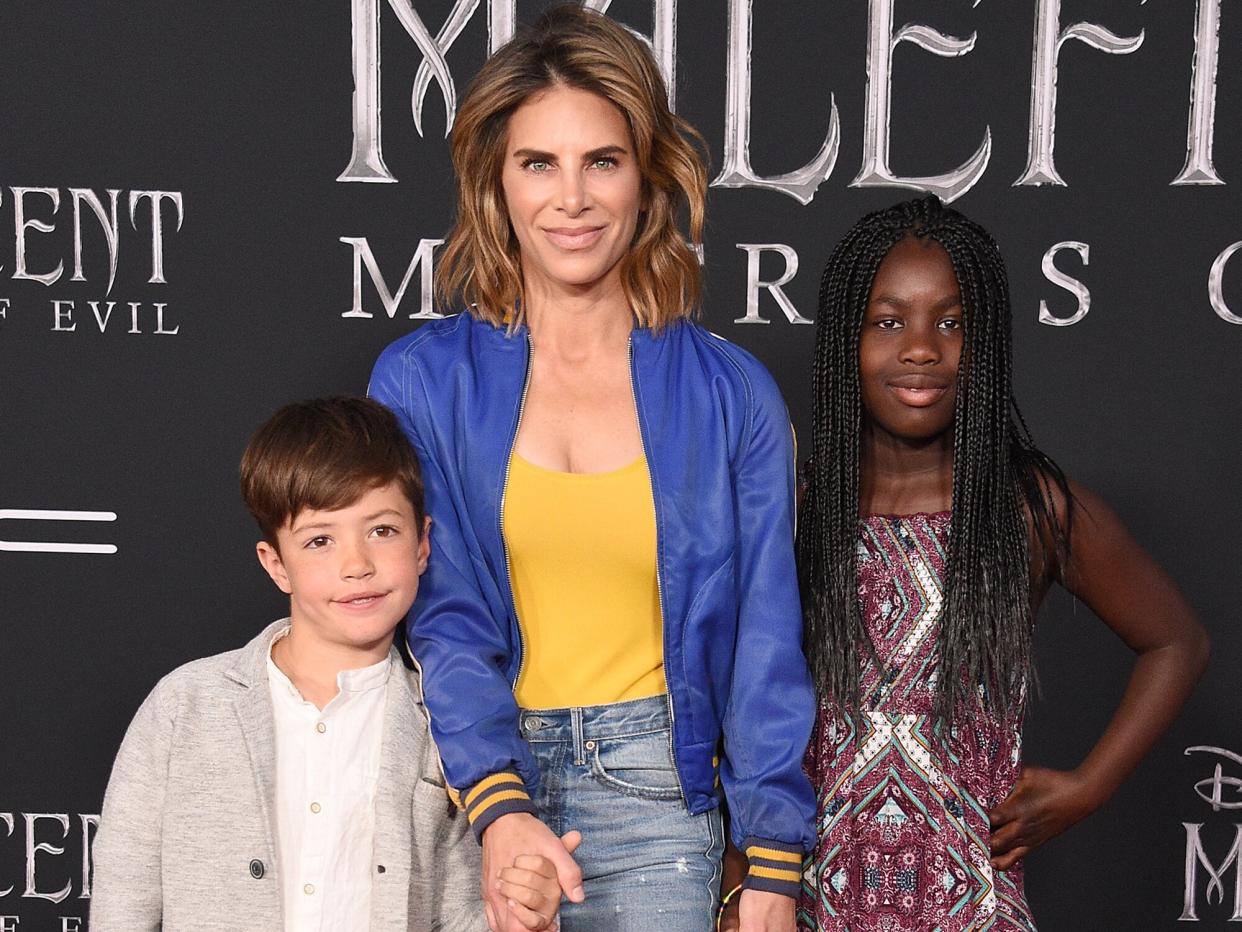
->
<box><xmin>742</xmin><ymin>837</ymin><xmax>804</xmax><ymax>898</ymax></box>
<box><xmin>462</xmin><ymin>770</ymin><xmax>537</xmax><ymax>840</ymax></box>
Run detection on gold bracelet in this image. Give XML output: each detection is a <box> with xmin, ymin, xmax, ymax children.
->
<box><xmin>716</xmin><ymin>882</ymin><xmax>744</xmax><ymax>931</ymax></box>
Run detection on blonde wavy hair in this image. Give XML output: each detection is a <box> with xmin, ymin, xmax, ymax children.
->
<box><xmin>436</xmin><ymin>4</ymin><xmax>708</xmax><ymax>330</ymax></box>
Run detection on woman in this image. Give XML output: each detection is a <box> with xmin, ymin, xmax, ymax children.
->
<box><xmin>369</xmin><ymin>6</ymin><xmax>814</xmax><ymax>931</ymax></box>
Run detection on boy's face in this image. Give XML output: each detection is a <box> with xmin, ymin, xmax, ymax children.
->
<box><xmin>255</xmin><ymin>481</ymin><xmax>429</xmax><ymax>658</ymax></box>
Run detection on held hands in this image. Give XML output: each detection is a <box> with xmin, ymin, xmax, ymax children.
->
<box><xmin>719</xmin><ymin>890</ymin><xmax>796</xmax><ymax>932</ymax></box>
<box><xmin>988</xmin><ymin>764</ymin><xmax>1101</xmax><ymax>871</ymax></box>
<box><xmin>482</xmin><ymin>812</ymin><xmax>584</xmax><ymax>932</ymax></box>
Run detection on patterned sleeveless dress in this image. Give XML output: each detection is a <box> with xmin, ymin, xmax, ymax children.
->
<box><xmin>797</xmin><ymin>512</ymin><xmax>1036</xmax><ymax>931</ymax></box>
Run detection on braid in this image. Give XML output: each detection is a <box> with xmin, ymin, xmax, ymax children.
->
<box><xmin>798</xmin><ymin>195</ymin><xmax>1071</xmax><ymax>724</ymax></box>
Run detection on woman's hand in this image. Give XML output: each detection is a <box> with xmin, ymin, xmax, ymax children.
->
<box><xmin>482</xmin><ymin>813</ymin><xmax>584</xmax><ymax>932</ymax></box>
<box><xmin>735</xmin><ymin>889</ymin><xmax>796</xmax><ymax>932</ymax></box>
<box><xmin>988</xmin><ymin>765</ymin><xmax>1097</xmax><ymax>871</ymax></box>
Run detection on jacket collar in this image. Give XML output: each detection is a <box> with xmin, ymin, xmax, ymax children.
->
<box><xmin>221</xmin><ymin>620</ymin><xmax>426</xmax><ymax>928</ymax></box>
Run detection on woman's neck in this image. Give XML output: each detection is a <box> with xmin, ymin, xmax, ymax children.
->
<box><xmin>859</xmin><ymin>426</ymin><xmax>954</xmax><ymax>515</ymax></box>
<box><xmin>521</xmin><ymin>278</ymin><xmax>633</xmax><ymax>360</ymax></box>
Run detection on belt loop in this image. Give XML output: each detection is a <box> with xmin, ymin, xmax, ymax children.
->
<box><xmin>571</xmin><ymin>707</ymin><xmax>585</xmax><ymax>765</ymax></box>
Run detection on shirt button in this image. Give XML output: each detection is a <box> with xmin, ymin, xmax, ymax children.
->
<box><xmin>310</xmin><ymin>802</ymin><xmax>321</xmax><ymax>814</ymax></box>
<box><xmin>249</xmin><ymin>859</ymin><xmax>265</xmax><ymax>879</ymax></box>
<box><xmin>303</xmin><ymin>883</ymin><xmax>315</xmax><ymax>896</ymax></box>
<box><xmin>316</xmin><ymin>722</ymin><xmax>326</xmax><ymax>734</ymax></box>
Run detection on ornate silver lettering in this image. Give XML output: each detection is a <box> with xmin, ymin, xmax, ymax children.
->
<box><xmin>1037</xmin><ymin>241</ymin><xmax>1091</xmax><ymax>326</ymax></box>
<box><xmin>52</xmin><ymin>300</ymin><xmax>76</xmax><ymax>332</ymax></box>
<box><xmin>340</xmin><ymin>236</ymin><xmax>445</xmax><ymax>319</ymax></box>
<box><xmin>582</xmin><ymin>0</ymin><xmax>678</xmax><ymax>107</ymax></box>
<box><xmin>23</xmin><ymin>813</ymin><xmax>71</xmax><ymax>903</ymax></box>
<box><xmin>0</xmin><ymin>814</ymin><xmax>12</xmax><ymax>898</ymax></box>
<box><xmin>1181</xmin><ymin>822</ymin><xmax>1242</xmax><ymax>921</ymax></box>
<box><xmin>1187</xmin><ymin>747</ymin><xmax>1242</xmax><ymax>812</ymax></box>
<box><xmin>128</xmin><ymin>191</ymin><xmax>183</xmax><ymax>285</ymax></box>
<box><xmin>734</xmin><ymin>244</ymin><xmax>810</xmax><ymax>324</ymax></box>
<box><xmin>12</xmin><ymin>187</ymin><xmax>64</xmax><ymax>286</ymax></box>
<box><xmin>70</xmin><ymin>189</ymin><xmax>121</xmax><ymax>296</ymax></box>
<box><xmin>851</xmin><ymin>0</ymin><xmax>989</xmax><ymax>203</ymax></box>
<box><xmin>78</xmin><ymin>815</ymin><xmax>98</xmax><ymax>900</ymax></box>
<box><xmin>1174</xmin><ymin>0</ymin><xmax>1224</xmax><ymax>185</ymax></box>
<box><xmin>154</xmin><ymin>303</ymin><xmax>179</xmax><ymax>335</ymax></box>
<box><xmin>1015</xmin><ymin>0</ymin><xmax>1144</xmax><ymax>186</ymax></box>
<box><xmin>339</xmin><ymin>0</ymin><xmax>459</xmax><ymax>182</ymax></box>
<box><xmin>88</xmin><ymin>301</ymin><xmax>117</xmax><ymax>333</ymax></box>
<box><xmin>713</xmin><ymin>0</ymin><xmax>838</xmax><ymax>204</ymax></box>
<box><xmin>1209</xmin><ymin>242</ymin><xmax>1242</xmax><ymax>324</ymax></box>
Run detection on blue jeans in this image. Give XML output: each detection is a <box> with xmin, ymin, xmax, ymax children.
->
<box><xmin>520</xmin><ymin>694</ymin><xmax>724</xmax><ymax>931</ymax></box>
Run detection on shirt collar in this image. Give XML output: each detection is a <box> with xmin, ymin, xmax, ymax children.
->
<box><xmin>266</xmin><ymin>624</ymin><xmax>392</xmax><ymax>704</ymax></box>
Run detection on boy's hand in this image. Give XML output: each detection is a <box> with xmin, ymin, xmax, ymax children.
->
<box><xmin>736</xmin><ymin>889</ymin><xmax>796</xmax><ymax>932</ymax></box>
<box><xmin>495</xmin><ymin>830</ymin><xmax>582</xmax><ymax>930</ymax></box>
<box><xmin>482</xmin><ymin>813</ymin><xmax>583</xmax><ymax>932</ymax></box>
<box><xmin>988</xmin><ymin>764</ymin><xmax>1098</xmax><ymax>871</ymax></box>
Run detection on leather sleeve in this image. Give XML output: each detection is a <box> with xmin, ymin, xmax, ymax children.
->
<box><xmin>370</xmin><ymin>339</ymin><xmax>540</xmax><ymax>840</ymax></box>
<box><xmin>718</xmin><ymin>358</ymin><xmax>817</xmax><ymax>898</ymax></box>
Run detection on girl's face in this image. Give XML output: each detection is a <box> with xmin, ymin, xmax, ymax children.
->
<box><xmin>858</xmin><ymin>236</ymin><xmax>963</xmax><ymax>444</ymax></box>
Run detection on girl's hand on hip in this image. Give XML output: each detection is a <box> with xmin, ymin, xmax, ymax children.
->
<box><xmin>737</xmin><ymin>888</ymin><xmax>796</xmax><ymax>932</ymax></box>
<box><xmin>988</xmin><ymin>764</ymin><xmax>1099</xmax><ymax>871</ymax></box>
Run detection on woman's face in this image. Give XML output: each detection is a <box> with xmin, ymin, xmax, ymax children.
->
<box><xmin>858</xmin><ymin>236</ymin><xmax>964</xmax><ymax>444</ymax></box>
<box><xmin>501</xmin><ymin>84</ymin><xmax>644</xmax><ymax>301</ymax></box>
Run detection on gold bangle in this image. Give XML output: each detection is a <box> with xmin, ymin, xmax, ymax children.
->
<box><xmin>716</xmin><ymin>882</ymin><xmax>744</xmax><ymax>931</ymax></box>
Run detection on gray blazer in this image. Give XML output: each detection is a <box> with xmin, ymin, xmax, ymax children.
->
<box><xmin>90</xmin><ymin>620</ymin><xmax>485</xmax><ymax>931</ymax></box>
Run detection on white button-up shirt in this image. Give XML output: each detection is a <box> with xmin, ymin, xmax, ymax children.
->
<box><xmin>267</xmin><ymin>627</ymin><xmax>390</xmax><ymax>932</ymax></box>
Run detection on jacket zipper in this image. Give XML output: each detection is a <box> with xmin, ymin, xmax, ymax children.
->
<box><xmin>628</xmin><ymin>335</ymin><xmax>687</xmax><ymax>803</ymax></box>
<box><xmin>501</xmin><ymin>332</ymin><xmax>534</xmax><ymax>692</ymax></box>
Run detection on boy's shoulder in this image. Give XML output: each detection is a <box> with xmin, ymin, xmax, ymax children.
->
<box><xmin>152</xmin><ymin>620</ymin><xmax>285</xmax><ymax>693</ymax></box>
<box><xmin>129</xmin><ymin>621</ymin><xmax>286</xmax><ymax>731</ymax></box>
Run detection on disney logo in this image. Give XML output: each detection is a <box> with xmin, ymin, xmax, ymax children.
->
<box><xmin>1186</xmin><ymin>746</ymin><xmax>1242</xmax><ymax>812</ymax></box>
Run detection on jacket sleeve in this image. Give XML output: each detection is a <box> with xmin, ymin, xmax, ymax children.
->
<box><xmin>370</xmin><ymin>345</ymin><xmax>539</xmax><ymax>840</ymax></box>
<box><xmin>89</xmin><ymin>680</ymin><xmax>172</xmax><ymax>931</ymax></box>
<box><xmin>719</xmin><ymin>363</ymin><xmax>816</xmax><ymax>899</ymax></box>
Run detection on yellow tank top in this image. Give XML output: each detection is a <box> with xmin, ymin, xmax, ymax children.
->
<box><xmin>502</xmin><ymin>453</ymin><xmax>665</xmax><ymax>709</ymax></box>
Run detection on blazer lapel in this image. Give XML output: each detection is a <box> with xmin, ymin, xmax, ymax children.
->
<box><xmin>225</xmin><ymin>621</ymin><xmax>286</xmax><ymax>861</ymax></box>
<box><xmin>369</xmin><ymin>657</ymin><xmax>424</xmax><ymax>931</ymax></box>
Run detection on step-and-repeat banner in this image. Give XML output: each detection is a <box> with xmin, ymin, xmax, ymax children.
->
<box><xmin>2</xmin><ymin>1</ymin><xmax>1239</xmax><ymax>928</ymax></box>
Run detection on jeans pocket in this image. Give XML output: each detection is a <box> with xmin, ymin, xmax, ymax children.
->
<box><xmin>588</xmin><ymin>730</ymin><xmax>683</xmax><ymax>801</ymax></box>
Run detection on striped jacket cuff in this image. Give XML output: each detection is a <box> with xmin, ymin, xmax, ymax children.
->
<box><xmin>462</xmin><ymin>769</ymin><xmax>537</xmax><ymax>841</ymax></box>
<box><xmin>740</xmin><ymin>836</ymin><xmax>804</xmax><ymax>899</ymax></box>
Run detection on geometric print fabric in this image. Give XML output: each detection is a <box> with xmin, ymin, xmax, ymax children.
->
<box><xmin>797</xmin><ymin>513</ymin><xmax>1036</xmax><ymax>931</ymax></box>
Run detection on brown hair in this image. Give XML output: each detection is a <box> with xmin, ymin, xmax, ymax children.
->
<box><xmin>437</xmin><ymin>3</ymin><xmax>707</xmax><ymax>329</ymax></box>
<box><xmin>240</xmin><ymin>396</ymin><xmax>424</xmax><ymax>546</ymax></box>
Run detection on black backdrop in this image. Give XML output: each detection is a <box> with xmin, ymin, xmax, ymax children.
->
<box><xmin>2</xmin><ymin>1</ymin><xmax>1240</xmax><ymax>928</ymax></box>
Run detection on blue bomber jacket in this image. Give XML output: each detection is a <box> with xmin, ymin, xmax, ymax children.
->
<box><xmin>369</xmin><ymin>313</ymin><xmax>816</xmax><ymax>897</ymax></box>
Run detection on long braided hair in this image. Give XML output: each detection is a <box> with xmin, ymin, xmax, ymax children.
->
<box><xmin>797</xmin><ymin>195</ymin><xmax>1070</xmax><ymax>724</ymax></box>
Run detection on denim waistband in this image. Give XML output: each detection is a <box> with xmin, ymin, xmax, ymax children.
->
<box><xmin>518</xmin><ymin>693</ymin><xmax>671</xmax><ymax>745</ymax></box>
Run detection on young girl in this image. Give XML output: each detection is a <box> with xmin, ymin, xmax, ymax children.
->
<box><xmin>793</xmin><ymin>196</ymin><xmax>1208</xmax><ymax>930</ymax></box>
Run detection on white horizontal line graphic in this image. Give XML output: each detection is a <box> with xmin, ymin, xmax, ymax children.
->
<box><xmin>0</xmin><ymin>509</ymin><xmax>119</xmax><ymax>554</ymax></box>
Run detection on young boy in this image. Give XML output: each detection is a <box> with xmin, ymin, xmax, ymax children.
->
<box><xmin>90</xmin><ymin>397</ymin><xmax>570</xmax><ymax>931</ymax></box>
